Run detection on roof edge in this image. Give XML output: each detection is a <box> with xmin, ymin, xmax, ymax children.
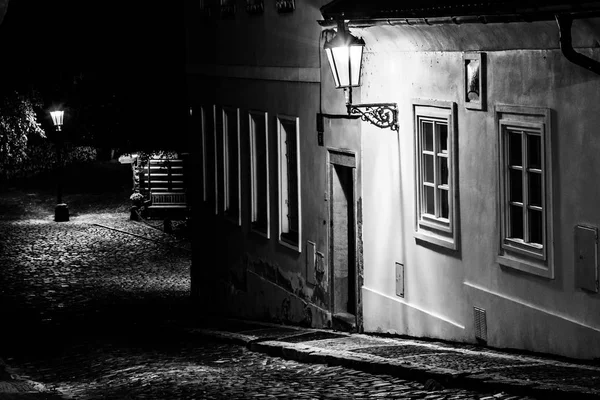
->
<box><xmin>317</xmin><ymin>10</ymin><xmax>600</xmax><ymax>28</ymax></box>
<box><xmin>320</xmin><ymin>1</ymin><xmax>600</xmax><ymax>23</ymax></box>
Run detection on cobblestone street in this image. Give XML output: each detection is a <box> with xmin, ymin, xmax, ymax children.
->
<box><xmin>0</xmin><ymin>206</ymin><xmax>534</xmax><ymax>399</ymax></box>
<box><xmin>8</xmin><ymin>338</ymin><xmax>532</xmax><ymax>400</ymax></box>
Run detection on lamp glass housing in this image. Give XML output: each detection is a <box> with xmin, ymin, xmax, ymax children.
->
<box><xmin>50</xmin><ymin>110</ymin><xmax>64</xmax><ymax>127</ymax></box>
<box><xmin>324</xmin><ymin>27</ymin><xmax>365</xmax><ymax>88</ymax></box>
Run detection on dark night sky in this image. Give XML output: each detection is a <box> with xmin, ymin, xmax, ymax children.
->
<box><xmin>0</xmin><ymin>1</ymin><xmax>187</xmax><ymax>145</ymax></box>
<box><xmin>0</xmin><ymin>1</ymin><xmax>184</xmax><ymax>71</ymax></box>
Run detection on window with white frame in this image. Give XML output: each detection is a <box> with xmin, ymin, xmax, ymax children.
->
<box><xmin>249</xmin><ymin>110</ymin><xmax>270</xmax><ymax>237</ymax></box>
<box><xmin>213</xmin><ymin>105</ymin><xmax>219</xmax><ymax>215</ymax></box>
<box><xmin>277</xmin><ymin>115</ymin><xmax>301</xmax><ymax>250</ymax></box>
<box><xmin>497</xmin><ymin>105</ymin><xmax>553</xmax><ymax>278</ymax></box>
<box><xmin>413</xmin><ymin>100</ymin><xmax>459</xmax><ymax>250</ymax></box>
<box><xmin>223</xmin><ymin>107</ymin><xmax>241</xmax><ymax>225</ymax></box>
<box><xmin>200</xmin><ymin>106</ymin><xmax>208</xmax><ymax>202</ymax></box>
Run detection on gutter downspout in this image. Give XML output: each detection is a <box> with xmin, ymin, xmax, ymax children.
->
<box><xmin>556</xmin><ymin>14</ymin><xmax>600</xmax><ymax>76</ymax></box>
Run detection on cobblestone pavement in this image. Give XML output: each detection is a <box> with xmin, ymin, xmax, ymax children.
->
<box><xmin>9</xmin><ymin>337</ymin><xmax>533</xmax><ymax>400</ymax></box>
<box><xmin>0</xmin><ymin>213</ymin><xmax>190</xmax><ymax>344</ymax></box>
<box><xmin>0</xmin><ymin>210</ymin><xmax>534</xmax><ymax>399</ymax></box>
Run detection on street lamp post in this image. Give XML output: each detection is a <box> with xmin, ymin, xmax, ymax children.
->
<box><xmin>50</xmin><ymin>110</ymin><xmax>69</xmax><ymax>222</ymax></box>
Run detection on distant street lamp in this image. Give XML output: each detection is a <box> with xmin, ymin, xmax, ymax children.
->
<box><xmin>50</xmin><ymin>110</ymin><xmax>69</xmax><ymax>222</ymax></box>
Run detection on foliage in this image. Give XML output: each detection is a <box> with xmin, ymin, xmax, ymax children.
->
<box><xmin>63</xmin><ymin>145</ymin><xmax>97</xmax><ymax>165</ymax></box>
<box><xmin>133</xmin><ymin>150</ymin><xmax>179</xmax><ymax>165</ymax></box>
<box><xmin>0</xmin><ymin>90</ymin><xmax>46</xmax><ymax>179</ymax></box>
<box><xmin>2</xmin><ymin>133</ymin><xmax>97</xmax><ymax>180</ymax></box>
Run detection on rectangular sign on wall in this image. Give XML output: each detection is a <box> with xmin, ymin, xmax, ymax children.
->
<box><xmin>574</xmin><ymin>225</ymin><xmax>599</xmax><ymax>293</ymax></box>
<box><xmin>396</xmin><ymin>262</ymin><xmax>404</xmax><ymax>298</ymax></box>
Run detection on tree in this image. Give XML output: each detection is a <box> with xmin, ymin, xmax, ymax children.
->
<box><xmin>0</xmin><ymin>90</ymin><xmax>46</xmax><ymax>180</ymax></box>
<box><xmin>0</xmin><ymin>0</ymin><xmax>8</xmax><ymax>27</ymax></box>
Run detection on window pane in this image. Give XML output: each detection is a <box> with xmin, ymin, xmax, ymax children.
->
<box><xmin>349</xmin><ymin>45</ymin><xmax>363</xmax><ymax>86</ymax></box>
<box><xmin>529</xmin><ymin>209</ymin><xmax>543</xmax><ymax>244</ymax></box>
<box><xmin>508</xmin><ymin>131</ymin><xmax>522</xmax><ymax>166</ymax></box>
<box><xmin>440</xmin><ymin>189</ymin><xmax>449</xmax><ymax>219</ymax></box>
<box><xmin>529</xmin><ymin>172</ymin><xmax>542</xmax><ymax>207</ymax></box>
<box><xmin>509</xmin><ymin>205</ymin><xmax>524</xmax><ymax>239</ymax></box>
<box><xmin>509</xmin><ymin>169</ymin><xmax>523</xmax><ymax>203</ymax></box>
<box><xmin>225</xmin><ymin>112</ymin><xmax>239</xmax><ymax>218</ymax></box>
<box><xmin>331</xmin><ymin>46</ymin><xmax>350</xmax><ymax>87</ymax></box>
<box><xmin>423</xmin><ymin>121</ymin><xmax>434</xmax><ymax>152</ymax></box>
<box><xmin>252</xmin><ymin>114</ymin><xmax>268</xmax><ymax>226</ymax></box>
<box><xmin>424</xmin><ymin>185</ymin><xmax>435</xmax><ymax>215</ymax></box>
<box><xmin>424</xmin><ymin>154</ymin><xmax>434</xmax><ymax>184</ymax></box>
<box><xmin>528</xmin><ymin>134</ymin><xmax>542</xmax><ymax>170</ymax></box>
<box><xmin>439</xmin><ymin>158</ymin><xmax>448</xmax><ymax>185</ymax></box>
<box><xmin>284</xmin><ymin>122</ymin><xmax>299</xmax><ymax>234</ymax></box>
<box><xmin>438</xmin><ymin>123</ymin><xmax>448</xmax><ymax>153</ymax></box>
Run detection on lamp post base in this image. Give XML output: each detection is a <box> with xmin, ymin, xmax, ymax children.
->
<box><xmin>54</xmin><ymin>203</ymin><xmax>69</xmax><ymax>222</ymax></box>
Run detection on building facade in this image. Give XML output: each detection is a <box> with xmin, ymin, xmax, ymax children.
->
<box><xmin>187</xmin><ymin>0</ymin><xmax>600</xmax><ymax>360</ymax></box>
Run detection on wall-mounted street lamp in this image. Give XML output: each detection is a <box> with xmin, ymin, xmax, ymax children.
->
<box><xmin>324</xmin><ymin>21</ymin><xmax>398</xmax><ymax>131</ymax></box>
<box><xmin>50</xmin><ymin>109</ymin><xmax>69</xmax><ymax>222</ymax></box>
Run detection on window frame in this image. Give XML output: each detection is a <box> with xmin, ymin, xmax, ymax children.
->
<box><xmin>249</xmin><ymin>110</ymin><xmax>270</xmax><ymax>238</ymax></box>
<box><xmin>276</xmin><ymin>114</ymin><xmax>302</xmax><ymax>252</ymax></box>
<box><xmin>222</xmin><ymin>106</ymin><xmax>242</xmax><ymax>226</ymax></box>
<box><xmin>496</xmin><ymin>105</ymin><xmax>554</xmax><ymax>278</ymax></box>
<box><xmin>213</xmin><ymin>105</ymin><xmax>219</xmax><ymax>215</ymax></box>
<box><xmin>413</xmin><ymin>99</ymin><xmax>459</xmax><ymax>251</ymax></box>
<box><xmin>200</xmin><ymin>106</ymin><xmax>208</xmax><ymax>202</ymax></box>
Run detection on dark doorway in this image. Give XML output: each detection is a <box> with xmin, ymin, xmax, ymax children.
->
<box><xmin>329</xmin><ymin>151</ymin><xmax>357</xmax><ymax>328</ymax></box>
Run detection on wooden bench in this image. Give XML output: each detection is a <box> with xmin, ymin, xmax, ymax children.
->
<box><xmin>144</xmin><ymin>157</ymin><xmax>189</xmax><ymax>219</ymax></box>
<box><xmin>150</xmin><ymin>192</ymin><xmax>187</xmax><ymax>208</ymax></box>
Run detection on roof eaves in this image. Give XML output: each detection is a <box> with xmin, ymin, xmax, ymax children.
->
<box><xmin>320</xmin><ymin>1</ymin><xmax>600</xmax><ymax>22</ymax></box>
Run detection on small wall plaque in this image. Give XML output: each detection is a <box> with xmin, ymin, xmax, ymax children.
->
<box><xmin>464</xmin><ymin>52</ymin><xmax>486</xmax><ymax>111</ymax></box>
<box><xmin>395</xmin><ymin>262</ymin><xmax>404</xmax><ymax>298</ymax></box>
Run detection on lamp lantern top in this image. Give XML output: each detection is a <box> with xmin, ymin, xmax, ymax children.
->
<box><xmin>323</xmin><ymin>20</ymin><xmax>365</xmax><ymax>89</ymax></box>
<box><xmin>50</xmin><ymin>110</ymin><xmax>64</xmax><ymax>129</ymax></box>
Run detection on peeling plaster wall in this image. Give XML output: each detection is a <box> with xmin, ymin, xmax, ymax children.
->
<box><xmin>353</xmin><ymin>19</ymin><xmax>600</xmax><ymax>359</ymax></box>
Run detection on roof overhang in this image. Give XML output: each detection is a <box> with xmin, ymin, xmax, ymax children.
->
<box><xmin>319</xmin><ymin>0</ymin><xmax>600</xmax><ymax>27</ymax></box>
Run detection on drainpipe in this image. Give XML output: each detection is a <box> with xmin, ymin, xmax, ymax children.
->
<box><xmin>556</xmin><ymin>14</ymin><xmax>600</xmax><ymax>76</ymax></box>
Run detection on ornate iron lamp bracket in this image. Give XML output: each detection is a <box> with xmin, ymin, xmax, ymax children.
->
<box><xmin>347</xmin><ymin>102</ymin><xmax>398</xmax><ymax>131</ymax></box>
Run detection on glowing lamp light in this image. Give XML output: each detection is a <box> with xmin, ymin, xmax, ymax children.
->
<box><xmin>323</xmin><ymin>21</ymin><xmax>398</xmax><ymax>131</ymax></box>
<box><xmin>324</xmin><ymin>24</ymin><xmax>365</xmax><ymax>88</ymax></box>
<box><xmin>50</xmin><ymin>110</ymin><xmax>64</xmax><ymax>130</ymax></box>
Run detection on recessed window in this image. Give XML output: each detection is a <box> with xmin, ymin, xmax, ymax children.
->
<box><xmin>213</xmin><ymin>105</ymin><xmax>219</xmax><ymax>215</ymax></box>
<box><xmin>249</xmin><ymin>110</ymin><xmax>270</xmax><ymax>238</ymax></box>
<box><xmin>497</xmin><ymin>105</ymin><xmax>553</xmax><ymax>278</ymax></box>
<box><xmin>223</xmin><ymin>107</ymin><xmax>241</xmax><ymax>225</ymax></box>
<box><xmin>199</xmin><ymin>106</ymin><xmax>208</xmax><ymax>202</ymax></box>
<box><xmin>277</xmin><ymin>115</ymin><xmax>301</xmax><ymax>251</ymax></box>
<box><xmin>413</xmin><ymin>100</ymin><xmax>459</xmax><ymax>250</ymax></box>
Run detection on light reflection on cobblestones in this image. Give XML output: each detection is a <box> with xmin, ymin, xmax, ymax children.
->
<box><xmin>0</xmin><ymin>213</ymin><xmax>534</xmax><ymax>399</ymax></box>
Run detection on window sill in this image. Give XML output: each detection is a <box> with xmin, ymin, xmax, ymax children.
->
<box><xmin>414</xmin><ymin>229</ymin><xmax>457</xmax><ymax>251</ymax></box>
<box><xmin>278</xmin><ymin>238</ymin><xmax>301</xmax><ymax>252</ymax></box>
<box><xmin>497</xmin><ymin>254</ymin><xmax>554</xmax><ymax>279</ymax></box>
<box><xmin>224</xmin><ymin>211</ymin><xmax>241</xmax><ymax>226</ymax></box>
<box><xmin>251</xmin><ymin>224</ymin><xmax>270</xmax><ymax>239</ymax></box>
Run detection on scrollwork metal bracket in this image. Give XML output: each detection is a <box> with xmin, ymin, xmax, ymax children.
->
<box><xmin>347</xmin><ymin>102</ymin><xmax>398</xmax><ymax>131</ymax></box>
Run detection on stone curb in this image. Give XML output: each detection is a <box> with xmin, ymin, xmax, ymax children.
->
<box><xmin>194</xmin><ymin>328</ymin><xmax>600</xmax><ymax>400</ymax></box>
